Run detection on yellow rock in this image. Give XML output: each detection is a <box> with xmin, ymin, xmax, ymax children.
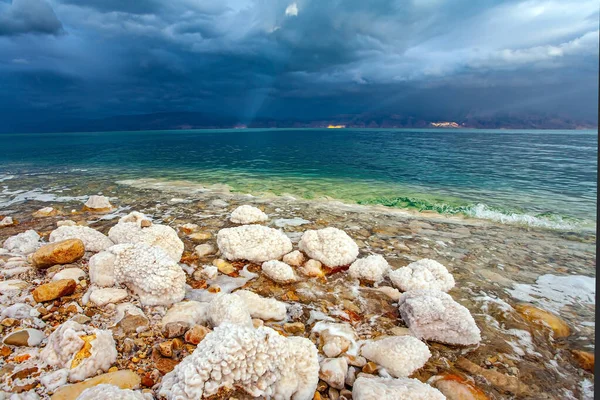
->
<box><xmin>213</xmin><ymin>259</ymin><xmax>234</xmax><ymax>275</ymax></box>
<box><xmin>571</xmin><ymin>350</ymin><xmax>595</xmax><ymax>372</ymax></box>
<box><xmin>432</xmin><ymin>374</ymin><xmax>489</xmax><ymax>400</ymax></box>
<box><xmin>51</xmin><ymin>370</ymin><xmax>140</xmax><ymax>400</ymax></box>
<box><xmin>189</xmin><ymin>232</ymin><xmax>212</xmax><ymax>241</ymax></box>
<box><xmin>32</xmin><ymin>239</ymin><xmax>85</xmax><ymax>269</ymax></box>
<box><xmin>71</xmin><ymin>335</ymin><xmax>95</xmax><ymax>369</ymax></box>
<box><xmin>515</xmin><ymin>304</ymin><xmax>570</xmax><ymax>338</ymax></box>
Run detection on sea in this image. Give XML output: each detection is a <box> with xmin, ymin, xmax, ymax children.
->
<box><xmin>0</xmin><ymin>128</ymin><xmax>597</xmax><ymax>231</ymax></box>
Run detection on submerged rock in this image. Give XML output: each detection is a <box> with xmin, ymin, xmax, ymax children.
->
<box><xmin>32</xmin><ymin>239</ymin><xmax>85</xmax><ymax>269</ymax></box>
<box><xmin>398</xmin><ymin>289</ymin><xmax>481</xmax><ymax>346</ymax></box>
<box><xmin>50</xmin><ymin>226</ymin><xmax>114</xmax><ymax>253</ymax></box>
<box><xmin>3</xmin><ymin>230</ymin><xmax>40</xmax><ymax>255</ymax></box>
<box><xmin>348</xmin><ymin>254</ymin><xmax>390</xmax><ymax>283</ymax></box>
<box><xmin>217</xmin><ymin>225</ymin><xmax>292</xmax><ymax>263</ymax></box>
<box><xmin>360</xmin><ymin>336</ymin><xmax>431</xmax><ymax>378</ymax></box>
<box><xmin>389</xmin><ymin>259</ymin><xmax>455</xmax><ymax>292</ymax></box>
<box><xmin>32</xmin><ymin>206</ymin><xmax>58</xmax><ymax>217</ymax></box>
<box><xmin>515</xmin><ymin>303</ymin><xmax>570</xmax><ymax>338</ymax></box>
<box><xmin>230</xmin><ymin>204</ymin><xmax>268</xmax><ymax>224</ymax></box>
<box><xmin>158</xmin><ymin>323</ymin><xmax>319</xmax><ymax>400</ymax></box>
<box><xmin>352</xmin><ymin>376</ymin><xmax>445</xmax><ymax>400</ymax></box>
<box><xmin>299</xmin><ymin>227</ymin><xmax>359</xmax><ymax>267</ymax></box>
<box><xmin>194</xmin><ymin>243</ymin><xmax>216</xmax><ymax>258</ymax></box>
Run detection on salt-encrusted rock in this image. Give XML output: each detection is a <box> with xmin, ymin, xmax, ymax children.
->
<box><xmin>83</xmin><ymin>195</ymin><xmax>113</xmax><ymax>211</ymax></box>
<box><xmin>230</xmin><ymin>205</ymin><xmax>268</xmax><ymax>224</ymax></box>
<box><xmin>41</xmin><ymin>320</ymin><xmax>118</xmax><ymax>382</ymax></box>
<box><xmin>33</xmin><ymin>279</ymin><xmax>77</xmax><ymax>302</ymax></box>
<box><xmin>2</xmin><ymin>303</ymin><xmax>36</xmax><ymax>319</ymax></box>
<box><xmin>89</xmin><ymin>288</ymin><xmax>128</xmax><ymax>306</ymax></box>
<box><xmin>178</xmin><ymin>223</ymin><xmax>199</xmax><ymax>234</ymax></box>
<box><xmin>76</xmin><ymin>384</ymin><xmax>147</xmax><ymax>400</ymax></box>
<box><xmin>313</xmin><ymin>321</ymin><xmax>359</xmax><ymax>358</ymax></box>
<box><xmin>57</xmin><ymin>220</ymin><xmax>77</xmax><ymax>227</ymax></box>
<box><xmin>40</xmin><ymin>369</ymin><xmax>69</xmax><ymax>392</ymax></box>
<box><xmin>184</xmin><ymin>325</ymin><xmax>211</xmax><ymax>345</ymax></box>
<box><xmin>262</xmin><ymin>260</ymin><xmax>296</xmax><ymax>284</ymax></box>
<box><xmin>217</xmin><ymin>225</ymin><xmax>292</xmax><ymax>263</ymax></box>
<box><xmin>320</xmin><ymin>358</ymin><xmax>348</xmax><ymax>389</ymax></box>
<box><xmin>114</xmin><ymin>303</ymin><xmax>148</xmax><ymax>333</ymax></box>
<box><xmin>53</xmin><ymin>268</ymin><xmax>86</xmax><ymax>282</ymax></box>
<box><xmin>213</xmin><ymin>258</ymin><xmax>234</xmax><ymax>274</ymax></box>
<box><xmin>352</xmin><ymin>376</ymin><xmax>445</xmax><ymax>400</ymax></box>
<box><xmin>108</xmin><ymin>212</ymin><xmax>184</xmax><ymax>262</ymax></box>
<box><xmin>51</xmin><ymin>370</ymin><xmax>141</xmax><ymax>400</ymax></box>
<box><xmin>0</xmin><ymin>216</ymin><xmax>14</xmax><ymax>227</ymax></box>
<box><xmin>50</xmin><ymin>226</ymin><xmax>114</xmax><ymax>253</ymax></box>
<box><xmin>360</xmin><ymin>336</ymin><xmax>431</xmax><ymax>378</ymax></box>
<box><xmin>88</xmin><ymin>251</ymin><xmax>117</xmax><ymax>287</ymax></box>
<box><xmin>194</xmin><ymin>265</ymin><xmax>218</xmax><ymax>280</ymax></box>
<box><xmin>0</xmin><ymin>279</ymin><xmax>28</xmax><ymax>293</ymax></box>
<box><xmin>299</xmin><ymin>259</ymin><xmax>324</xmax><ymax>277</ymax></box>
<box><xmin>398</xmin><ymin>289</ymin><xmax>481</xmax><ymax>346</ymax></box>
<box><xmin>158</xmin><ymin>323</ymin><xmax>319</xmax><ymax>400</ymax></box>
<box><xmin>389</xmin><ymin>259</ymin><xmax>455</xmax><ymax>292</ymax></box>
<box><xmin>207</xmin><ymin>293</ymin><xmax>252</xmax><ymax>327</ymax></box>
<box><xmin>349</xmin><ymin>254</ymin><xmax>390</xmax><ymax>283</ymax></box>
<box><xmin>194</xmin><ymin>243</ymin><xmax>216</xmax><ymax>258</ymax></box>
<box><xmin>161</xmin><ymin>301</ymin><xmax>209</xmax><ymax>328</ymax></box>
<box><xmin>3</xmin><ymin>328</ymin><xmax>45</xmax><ymax>346</ymax></box>
<box><xmin>32</xmin><ymin>239</ymin><xmax>85</xmax><ymax>269</ymax></box>
<box><xmin>234</xmin><ymin>290</ymin><xmax>287</xmax><ymax>321</ymax></box>
<box><xmin>3</xmin><ymin>230</ymin><xmax>40</xmax><ymax>255</ymax></box>
<box><xmin>377</xmin><ymin>286</ymin><xmax>401</xmax><ymax>301</ymax></box>
<box><xmin>90</xmin><ymin>243</ymin><xmax>186</xmax><ymax>306</ymax></box>
<box><xmin>32</xmin><ymin>206</ymin><xmax>58</xmax><ymax>217</ymax></box>
<box><xmin>283</xmin><ymin>250</ymin><xmax>305</xmax><ymax>267</ymax></box>
<box><xmin>299</xmin><ymin>227</ymin><xmax>359</xmax><ymax>267</ymax></box>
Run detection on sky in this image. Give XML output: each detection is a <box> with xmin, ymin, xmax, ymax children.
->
<box><xmin>0</xmin><ymin>0</ymin><xmax>598</xmax><ymax>131</ymax></box>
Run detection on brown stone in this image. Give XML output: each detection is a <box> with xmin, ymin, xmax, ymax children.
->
<box><xmin>283</xmin><ymin>322</ymin><xmax>305</xmax><ymax>335</ymax></box>
<box><xmin>571</xmin><ymin>350</ymin><xmax>594</xmax><ymax>372</ymax></box>
<box><xmin>362</xmin><ymin>361</ymin><xmax>378</xmax><ymax>374</ymax></box>
<box><xmin>32</xmin><ymin>279</ymin><xmax>77</xmax><ymax>303</ymax></box>
<box><xmin>432</xmin><ymin>374</ymin><xmax>489</xmax><ymax>400</ymax></box>
<box><xmin>515</xmin><ymin>304</ymin><xmax>570</xmax><ymax>338</ymax></box>
<box><xmin>163</xmin><ymin>322</ymin><xmax>188</xmax><ymax>338</ymax></box>
<box><xmin>0</xmin><ymin>345</ymin><xmax>12</xmax><ymax>357</ymax></box>
<box><xmin>32</xmin><ymin>239</ymin><xmax>85</xmax><ymax>269</ymax></box>
<box><xmin>10</xmin><ymin>367</ymin><xmax>39</xmax><ymax>381</ymax></box>
<box><xmin>184</xmin><ymin>325</ymin><xmax>210</xmax><ymax>345</ymax></box>
<box><xmin>158</xmin><ymin>341</ymin><xmax>173</xmax><ymax>358</ymax></box>
<box><xmin>155</xmin><ymin>357</ymin><xmax>180</xmax><ymax>375</ymax></box>
<box><xmin>141</xmin><ymin>374</ymin><xmax>154</xmax><ymax>387</ymax></box>
<box><xmin>51</xmin><ymin>370</ymin><xmax>141</xmax><ymax>400</ymax></box>
<box><xmin>456</xmin><ymin>358</ymin><xmax>529</xmax><ymax>395</ymax></box>
<box><xmin>118</xmin><ymin>313</ymin><xmax>149</xmax><ymax>334</ymax></box>
<box><xmin>140</xmin><ymin>220</ymin><xmax>152</xmax><ymax>228</ymax></box>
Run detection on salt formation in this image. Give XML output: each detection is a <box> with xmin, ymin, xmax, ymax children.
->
<box><xmin>398</xmin><ymin>289</ymin><xmax>481</xmax><ymax>345</ymax></box>
<box><xmin>207</xmin><ymin>293</ymin><xmax>252</xmax><ymax>327</ymax></box>
<box><xmin>76</xmin><ymin>384</ymin><xmax>148</xmax><ymax>400</ymax></box>
<box><xmin>283</xmin><ymin>250</ymin><xmax>305</xmax><ymax>267</ymax></box>
<box><xmin>49</xmin><ymin>226</ymin><xmax>114</xmax><ymax>252</ymax></box>
<box><xmin>84</xmin><ymin>195</ymin><xmax>113</xmax><ymax>211</ymax></box>
<box><xmin>108</xmin><ymin>211</ymin><xmax>184</xmax><ymax>261</ymax></box>
<box><xmin>389</xmin><ymin>259</ymin><xmax>455</xmax><ymax>292</ymax></box>
<box><xmin>217</xmin><ymin>225</ymin><xmax>292</xmax><ymax>263</ymax></box>
<box><xmin>319</xmin><ymin>358</ymin><xmax>348</xmax><ymax>389</ymax></box>
<box><xmin>230</xmin><ymin>205</ymin><xmax>268</xmax><ymax>224</ymax></box>
<box><xmin>298</xmin><ymin>227</ymin><xmax>359</xmax><ymax>267</ymax></box>
<box><xmin>2</xmin><ymin>230</ymin><xmax>40</xmax><ymax>254</ymax></box>
<box><xmin>348</xmin><ymin>254</ymin><xmax>390</xmax><ymax>283</ymax></box>
<box><xmin>312</xmin><ymin>321</ymin><xmax>359</xmax><ymax>358</ymax></box>
<box><xmin>234</xmin><ymin>289</ymin><xmax>287</xmax><ymax>321</ymax></box>
<box><xmin>360</xmin><ymin>336</ymin><xmax>431</xmax><ymax>377</ymax></box>
<box><xmin>89</xmin><ymin>243</ymin><xmax>186</xmax><ymax>306</ymax></box>
<box><xmin>352</xmin><ymin>376</ymin><xmax>446</xmax><ymax>400</ymax></box>
<box><xmin>262</xmin><ymin>260</ymin><xmax>297</xmax><ymax>283</ymax></box>
<box><xmin>161</xmin><ymin>301</ymin><xmax>209</xmax><ymax>327</ymax></box>
<box><xmin>40</xmin><ymin>320</ymin><xmax>117</xmax><ymax>382</ymax></box>
<box><xmin>158</xmin><ymin>323</ymin><xmax>319</xmax><ymax>400</ymax></box>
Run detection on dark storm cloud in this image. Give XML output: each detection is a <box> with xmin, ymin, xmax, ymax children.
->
<box><xmin>0</xmin><ymin>0</ymin><xmax>63</xmax><ymax>36</ymax></box>
<box><xmin>0</xmin><ymin>0</ymin><xmax>597</xmax><ymax>131</ymax></box>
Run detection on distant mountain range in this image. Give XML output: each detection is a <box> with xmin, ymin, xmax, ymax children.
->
<box><xmin>2</xmin><ymin>111</ymin><xmax>597</xmax><ymax>133</ymax></box>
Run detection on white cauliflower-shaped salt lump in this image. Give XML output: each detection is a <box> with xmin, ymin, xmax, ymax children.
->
<box><xmin>76</xmin><ymin>384</ymin><xmax>148</xmax><ymax>400</ymax></box>
<box><xmin>207</xmin><ymin>293</ymin><xmax>253</xmax><ymax>327</ymax></box>
<box><xmin>352</xmin><ymin>376</ymin><xmax>445</xmax><ymax>400</ymax></box>
<box><xmin>217</xmin><ymin>225</ymin><xmax>292</xmax><ymax>263</ymax></box>
<box><xmin>158</xmin><ymin>323</ymin><xmax>319</xmax><ymax>400</ymax></box>
<box><xmin>89</xmin><ymin>243</ymin><xmax>186</xmax><ymax>306</ymax></box>
<box><xmin>389</xmin><ymin>259</ymin><xmax>455</xmax><ymax>292</ymax></box>
<box><xmin>49</xmin><ymin>225</ymin><xmax>114</xmax><ymax>253</ymax></box>
<box><xmin>262</xmin><ymin>260</ymin><xmax>296</xmax><ymax>283</ymax></box>
<box><xmin>398</xmin><ymin>289</ymin><xmax>481</xmax><ymax>346</ymax></box>
<box><xmin>230</xmin><ymin>205</ymin><xmax>268</xmax><ymax>224</ymax></box>
<box><xmin>298</xmin><ymin>227</ymin><xmax>358</xmax><ymax>267</ymax></box>
<box><xmin>108</xmin><ymin>211</ymin><xmax>184</xmax><ymax>261</ymax></box>
<box><xmin>3</xmin><ymin>230</ymin><xmax>40</xmax><ymax>255</ymax></box>
<box><xmin>40</xmin><ymin>320</ymin><xmax>117</xmax><ymax>382</ymax></box>
<box><xmin>349</xmin><ymin>254</ymin><xmax>390</xmax><ymax>283</ymax></box>
<box><xmin>360</xmin><ymin>336</ymin><xmax>431</xmax><ymax>378</ymax></box>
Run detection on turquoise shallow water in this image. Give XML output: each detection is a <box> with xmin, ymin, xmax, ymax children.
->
<box><xmin>0</xmin><ymin>128</ymin><xmax>597</xmax><ymax>230</ymax></box>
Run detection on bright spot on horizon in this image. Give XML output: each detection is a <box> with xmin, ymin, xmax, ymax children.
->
<box><xmin>285</xmin><ymin>2</ymin><xmax>298</xmax><ymax>16</ymax></box>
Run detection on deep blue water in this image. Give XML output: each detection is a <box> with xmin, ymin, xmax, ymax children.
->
<box><xmin>0</xmin><ymin>128</ymin><xmax>597</xmax><ymax>229</ymax></box>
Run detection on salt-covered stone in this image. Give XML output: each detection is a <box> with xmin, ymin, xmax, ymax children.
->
<box><xmin>51</xmin><ymin>370</ymin><xmax>141</xmax><ymax>400</ymax></box>
<box><xmin>158</xmin><ymin>323</ymin><xmax>319</xmax><ymax>400</ymax></box>
<box><xmin>352</xmin><ymin>376</ymin><xmax>445</xmax><ymax>400</ymax></box>
<box><xmin>207</xmin><ymin>293</ymin><xmax>252</xmax><ymax>327</ymax></box>
<box><xmin>195</xmin><ymin>265</ymin><xmax>218</xmax><ymax>280</ymax></box>
<box><xmin>3</xmin><ymin>328</ymin><xmax>45</xmax><ymax>346</ymax></box>
<box><xmin>161</xmin><ymin>301</ymin><xmax>209</xmax><ymax>328</ymax></box>
<box><xmin>88</xmin><ymin>251</ymin><xmax>117</xmax><ymax>287</ymax></box>
<box><xmin>313</xmin><ymin>321</ymin><xmax>359</xmax><ymax>358</ymax></box>
<box><xmin>360</xmin><ymin>336</ymin><xmax>431</xmax><ymax>377</ymax></box>
<box><xmin>108</xmin><ymin>212</ymin><xmax>184</xmax><ymax>262</ymax></box>
<box><xmin>398</xmin><ymin>289</ymin><xmax>481</xmax><ymax>346</ymax></box>
<box><xmin>50</xmin><ymin>226</ymin><xmax>114</xmax><ymax>253</ymax></box>
<box><xmin>376</xmin><ymin>286</ymin><xmax>401</xmax><ymax>301</ymax></box>
<box><xmin>53</xmin><ymin>268</ymin><xmax>86</xmax><ymax>282</ymax></box>
<box><xmin>299</xmin><ymin>259</ymin><xmax>324</xmax><ymax>277</ymax></box>
<box><xmin>389</xmin><ymin>259</ymin><xmax>455</xmax><ymax>292</ymax></box>
<box><xmin>194</xmin><ymin>243</ymin><xmax>216</xmax><ymax>258</ymax></box>
<box><xmin>3</xmin><ymin>230</ymin><xmax>40</xmax><ymax>255</ymax></box>
<box><xmin>76</xmin><ymin>384</ymin><xmax>147</xmax><ymax>400</ymax></box>
<box><xmin>349</xmin><ymin>254</ymin><xmax>390</xmax><ymax>283</ymax></box>
<box><xmin>57</xmin><ymin>220</ymin><xmax>77</xmax><ymax>227</ymax></box>
<box><xmin>41</xmin><ymin>320</ymin><xmax>118</xmax><ymax>382</ymax></box>
<box><xmin>234</xmin><ymin>289</ymin><xmax>287</xmax><ymax>321</ymax></box>
<box><xmin>32</xmin><ymin>206</ymin><xmax>58</xmax><ymax>217</ymax></box>
<box><xmin>299</xmin><ymin>227</ymin><xmax>358</xmax><ymax>267</ymax></box>
<box><xmin>262</xmin><ymin>260</ymin><xmax>296</xmax><ymax>283</ymax></box>
<box><xmin>89</xmin><ymin>288</ymin><xmax>128</xmax><ymax>306</ymax></box>
<box><xmin>217</xmin><ymin>225</ymin><xmax>292</xmax><ymax>263</ymax></box>
<box><xmin>230</xmin><ymin>205</ymin><xmax>268</xmax><ymax>224</ymax></box>
<box><xmin>0</xmin><ymin>216</ymin><xmax>14</xmax><ymax>227</ymax></box>
<box><xmin>40</xmin><ymin>369</ymin><xmax>69</xmax><ymax>392</ymax></box>
<box><xmin>283</xmin><ymin>250</ymin><xmax>305</xmax><ymax>267</ymax></box>
<box><xmin>320</xmin><ymin>358</ymin><xmax>348</xmax><ymax>389</ymax></box>
<box><xmin>1</xmin><ymin>303</ymin><xmax>36</xmax><ymax>319</ymax></box>
<box><xmin>83</xmin><ymin>195</ymin><xmax>113</xmax><ymax>211</ymax></box>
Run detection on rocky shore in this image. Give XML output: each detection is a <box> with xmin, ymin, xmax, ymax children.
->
<box><xmin>0</xmin><ymin>183</ymin><xmax>595</xmax><ymax>399</ymax></box>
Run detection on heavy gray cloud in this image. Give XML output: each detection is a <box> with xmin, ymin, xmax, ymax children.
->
<box><xmin>0</xmin><ymin>0</ymin><xmax>597</xmax><ymax>131</ymax></box>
